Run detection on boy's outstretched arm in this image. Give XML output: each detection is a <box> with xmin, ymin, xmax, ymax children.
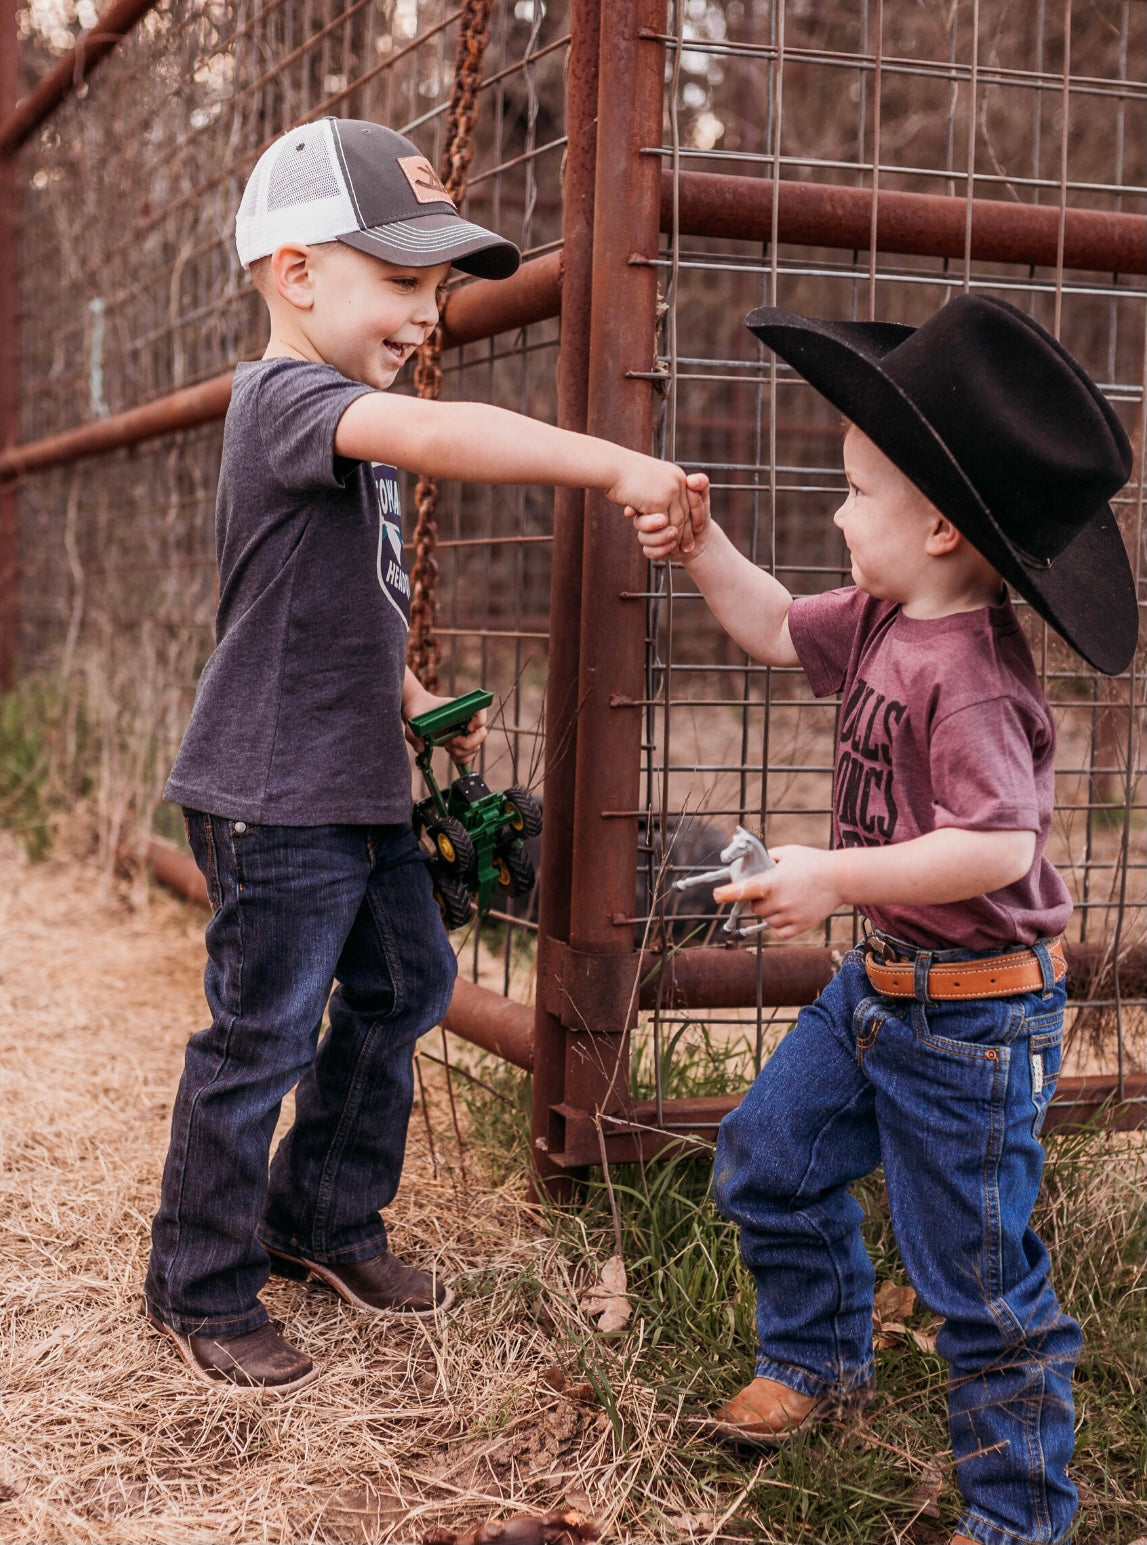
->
<box><xmin>715</xmin><ymin>827</ymin><xmax>1037</xmax><ymax>939</ymax></box>
<box><xmin>335</xmin><ymin>394</ymin><xmax>694</xmax><ymax>537</ymax></box>
<box><xmin>628</xmin><ymin>473</ymin><xmax>799</xmax><ymax>668</ymax></box>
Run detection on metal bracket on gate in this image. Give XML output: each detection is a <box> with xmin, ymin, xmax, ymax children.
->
<box><xmin>538</xmin><ymin>940</ymin><xmax>641</xmax><ymax>1033</ymax></box>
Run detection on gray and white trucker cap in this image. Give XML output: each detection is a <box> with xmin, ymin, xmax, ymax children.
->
<box><xmin>235</xmin><ymin>118</ymin><xmax>520</xmax><ymax>279</ymax></box>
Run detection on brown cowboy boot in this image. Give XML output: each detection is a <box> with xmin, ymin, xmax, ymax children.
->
<box><xmin>702</xmin><ymin>1375</ymin><xmax>875</xmax><ymax>1447</ymax></box>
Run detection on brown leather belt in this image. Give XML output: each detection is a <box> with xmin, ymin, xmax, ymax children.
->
<box><xmin>864</xmin><ymin>938</ymin><xmax>1066</xmax><ymax>1000</ymax></box>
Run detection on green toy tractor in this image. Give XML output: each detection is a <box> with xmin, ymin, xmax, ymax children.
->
<box><xmin>409</xmin><ymin>689</ymin><xmax>543</xmax><ymax>930</ymax></box>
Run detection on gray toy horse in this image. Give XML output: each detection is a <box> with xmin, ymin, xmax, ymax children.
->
<box><xmin>672</xmin><ymin>824</ymin><xmax>774</xmax><ymax>938</ymax></box>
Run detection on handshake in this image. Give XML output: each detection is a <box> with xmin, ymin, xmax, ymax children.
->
<box><xmin>624</xmin><ymin>470</ymin><xmax>711</xmax><ymax>563</ymax></box>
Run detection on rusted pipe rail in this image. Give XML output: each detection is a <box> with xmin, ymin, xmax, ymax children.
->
<box><xmin>550</xmin><ymin>1070</ymin><xmax>1147</xmax><ymax>1166</ymax></box>
<box><xmin>1</xmin><ymin>374</ymin><xmax>236</xmax><ymax>480</ymax></box>
<box><xmin>617</xmin><ymin>1075</ymin><xmax>1147</xmax><ymax>1152</ymax></box>
<box><xmin>0</xmin><ymin>251</ymin><xmax>564</xmax><ymax>481</ymax></box>
<box><xmin>638</xmin><ymin>940</ymin><xmax>1147</xmax><ymax>1009</ymax></box>
<box><xmin>665</xmin><ymin>169</ymin><xmax>1147</xmax><ymax>276</ymax></box>
<box><xmin>6</xmin><ymin>172</ymin><xmax>1142</xmax><ymax>480</ymax></box>
<box><xmin>146</xmin><ymin>835</ymin><xmax>1144</xmax><ymax>1149</ymax></box>
<box><xmin>0</xmin><ymin>0</ymin><xmax>161</xmax><ymax>156</ymax></box>
<box><xmin>439</xmin><ymin>247</ymin><xmax>562</xmax><ymax>347</ymax></box>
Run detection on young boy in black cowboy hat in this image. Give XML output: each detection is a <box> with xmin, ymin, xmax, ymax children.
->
<box><xmin>629</xmin><ymin>293</ymin><xmax>1137</xmax><ymax>1545</ymax></box>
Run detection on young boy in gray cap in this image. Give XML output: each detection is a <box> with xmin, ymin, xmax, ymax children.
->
<box><xmin>143</xmin><ymin>118</ymin><xmax>695</xmax><ymax>1393</ymax></box>
<box><xmin>630</xmin><ymin>293</ymin><xmax>1136</xmax><ymax>1545</ymax></box>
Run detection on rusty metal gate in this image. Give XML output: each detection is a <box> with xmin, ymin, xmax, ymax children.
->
<box><xmin>1</xmin><ymin>0</ymin><xmax>1144</xmax><ymax>1188</ymax></box>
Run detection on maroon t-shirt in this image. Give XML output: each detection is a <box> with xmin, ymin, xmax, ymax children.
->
<box><xmin>788</xmin><ymin>587</ymin><xmax>1072</xmax><ymax>950</ymax></box>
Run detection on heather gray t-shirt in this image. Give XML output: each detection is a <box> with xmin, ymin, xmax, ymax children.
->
<box><xmin>165</xmin><ymin>359</ymin><xmax>415</xmax><ymax>825</ymax></box>
<box><xmin>788</xmin><ymin>586</ymin><xmax>1072</xmax><ymax>950</ymax></box>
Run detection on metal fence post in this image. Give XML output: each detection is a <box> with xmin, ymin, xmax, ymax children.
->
<box><xmin>0</xmin><ymin>0</ymin><xmax>20</xmax><ymax>688</ymax></box>
<box><xmin>529</xmin><ymin>0</ymin><xmax>601</xmax><ymax>1188</ymax></box>
<box><xmin>539</xmin><ymin>0</ymin><xmax>667</xmax><ymax>1168</ymax></box>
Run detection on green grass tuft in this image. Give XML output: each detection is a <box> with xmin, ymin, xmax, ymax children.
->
<box><xmin>0</xmin><ymin>681</ymin><xmax>71</xmax><ymax>859</ymax></box>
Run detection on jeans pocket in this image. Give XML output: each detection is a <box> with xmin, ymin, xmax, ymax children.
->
<box><xmin>1028</xmin><ymin>1020</ymin><xmax>1062</xmax><ymax>1138</ymax></box>
<box><xmin>911</xmin><ymin>994</ymin><xmax>1021</xmax><ymax>1056</ymax></box>
<box><xmin>184</xmin><ymin>809</ymin><xmax>223</xmax><ymax>913</ymax></box>
<box><xmin>853</xmin><ymin>999</ymin><xmax>888</xmax><ymax>1068</ymax></box>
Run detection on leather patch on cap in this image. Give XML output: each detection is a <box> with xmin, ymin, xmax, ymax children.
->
<box><xmin>397</xmin><ymin>155</ymin><xmax>454</xmax><ymax>207</ymax></box>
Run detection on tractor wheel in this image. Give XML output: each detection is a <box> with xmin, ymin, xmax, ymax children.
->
<box><xmin>428</xmin><ymin>816</ymin><xmax>476</xmax><ymax>878</ymax></box>
<box><xmin>432</xmin><ymin>868</ymin><xmax>474</xmax><ymax>930</ymax></box>
<box><xmin>504</xmin><ymin>786</ymin><xmax>542</xmax><ymax>838</ymax></box>
<box><xmin>495</xmin><ymin>841</ymin><xmax>536</xmax><ymax>898</ymax></box>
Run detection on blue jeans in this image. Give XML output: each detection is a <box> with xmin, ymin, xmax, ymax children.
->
<box><xmin>712</xmin><ymin>941</ymin><xmax>1080</xmax><ymax>1545</ymax></box>
<box><xmin>144</xmin><ymin>813</ymin><xmax>456</xmax><ymax>1338</ymax></box>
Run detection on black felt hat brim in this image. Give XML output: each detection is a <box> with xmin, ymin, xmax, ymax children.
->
<box><xmin>745</xmin><ymin>307</ymin><xmax>1139</xmax><ymax>675</ymax></box>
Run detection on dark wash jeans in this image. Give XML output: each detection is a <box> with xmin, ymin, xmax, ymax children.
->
<box><xmin>144</xmin><ymin>813</ymin><xmax>456</xmax><ymax>1338</ymax></box>
<box><xmin>712</xmin><ymin>940</ymin><xmax>1080</xmax><ymax>1545</ymax></box>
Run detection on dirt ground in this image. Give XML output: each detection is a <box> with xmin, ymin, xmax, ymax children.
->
<box><xmin>0</xmin><ymin>828</ymin><xmax>629</xmax><ymax>1545</ymax></box>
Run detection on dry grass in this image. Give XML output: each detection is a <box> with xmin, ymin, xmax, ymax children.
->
<box><xmin>0</xmin><ymin>828</ymin><xmax>637</xmax><ymax>1544</ymax></box>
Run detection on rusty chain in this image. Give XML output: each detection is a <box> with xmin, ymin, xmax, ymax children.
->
<box><xmin>406</xmin><ymin>0</ymin><xmax>495</xmax><ymax>691</ymax></box>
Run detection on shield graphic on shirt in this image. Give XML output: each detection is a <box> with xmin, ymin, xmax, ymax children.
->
<box><xmin>373</xmin><ymin>463</ymin><xmax>411</xmax><ymax>627</ymax></box>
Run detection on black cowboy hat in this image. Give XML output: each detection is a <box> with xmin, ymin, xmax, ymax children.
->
<box><xmin>745</xmin><ymin>294</ymin><xmax>1138</xmax><ymax>675</ymax></box>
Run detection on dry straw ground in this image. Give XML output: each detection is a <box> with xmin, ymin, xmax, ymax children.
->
<box><xmin>0</xmin><ymin>828</ymin><xmax>647</xmax><ymax>1545</ymax></box>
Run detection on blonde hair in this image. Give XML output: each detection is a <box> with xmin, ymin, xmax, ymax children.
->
<box><xmin>247</xmin><ymin>255</ymin><xmax>272</xmax><ymax>298</ymax></box>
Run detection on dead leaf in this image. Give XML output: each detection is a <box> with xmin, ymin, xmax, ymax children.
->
<box><xmin>874</xmin><ymin>1280</ymin><xmax>916</xmax><ymax>1320</ymax></box>
<box><xmin>578</xmin><ymin>1254</ymin><xmax>632</xmax><ymax>1333</ymax></box>
<box><xmin>872</xmin><ymin>1280</ymin><xmax>940</xmax><ymax>1351</ymax></box>
<box><xmin>907</xmin><ymin>1462</ymin><xmax>943</xmax><ymax>1519</ymax></box>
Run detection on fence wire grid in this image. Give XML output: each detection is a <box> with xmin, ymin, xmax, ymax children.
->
<box><xmin>6</xmin><ymin>0</ymin><xmax>1146</xmax><ymax>1109</ymax></box>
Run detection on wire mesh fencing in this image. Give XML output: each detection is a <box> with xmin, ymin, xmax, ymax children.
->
<box><xmin>11</xmin><ymin>0</ymin><xmax>567</xmax><ymax>929</ymax></box>
<box><xmin>639</xmin><ymin>0</ymin><xmax>1145</xmax><ymax>1119</ymax></box>
<box><xmin>5</xmin><ymin>0</ymin><xmax>1145</xmax><ymax>1153</ymax></box>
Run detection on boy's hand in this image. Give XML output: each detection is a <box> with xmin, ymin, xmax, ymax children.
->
<box><xmin>628</xmin><ymin>509</ymin><xmax>679</xmax><ymax>561</ymax></box>
<box><xmin>714</xmin><ymin>844</ymin><xmax>842</xmax><ymax>939</ymax></box>
<box><xmin>626</xmin><ymin>471</ymin><xmax>710</xmax><ymax>561</ymax></box>
<box><xmin>606</xmin><ymin>455</ymin><xmax>697</xmax><ymax>553</ymax></box>
<box><xmin>402</xmin><ymin>677</ymin><xmax>488</xmax><ymax>761</ymax></box>
<box><xmin>440</xmin><ymin>710</ymin><xmax>487</xmax><ymax>762</ymax></box>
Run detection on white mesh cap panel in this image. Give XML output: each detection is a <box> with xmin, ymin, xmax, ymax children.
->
<box><xmin>235</xmin><ymin>120</ymin><xmax>358</xmax><ymax>267</ymax></box>
<box><xmin>265</xmin><ymin>129</ymin><xmax>344</xmax><ymax>210</ymax></box>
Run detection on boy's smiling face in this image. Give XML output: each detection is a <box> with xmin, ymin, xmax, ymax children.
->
<box><xmin>267</xmin><ymin>242</ymin><xmax>451</xmax><ymax>390</ymax></box>
<box><xmin>834</xmin><ymin>426</ymin><xmax>941</xmax><ymax>606</ymax></box>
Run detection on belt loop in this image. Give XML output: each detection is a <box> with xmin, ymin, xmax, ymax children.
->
<box><xmin>913</xmin><ymin>951</ymin><xmax>933</xmax><ymax>1002</ymax></box>
<box><xmin>1033</xmin><ymin>938</ymin><xmax>1056</xmax><ymax>997</ymax></box>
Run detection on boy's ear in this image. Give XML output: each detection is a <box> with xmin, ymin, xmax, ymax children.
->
<box><xmin>925</xmin><ymin>513</ymin><xmax>963</xmax><ymax>556</ymax></box>
<box><xmin>269</xmin><ymin>244</ymin><xmax>317</xmax><ymax>311</ymax></box>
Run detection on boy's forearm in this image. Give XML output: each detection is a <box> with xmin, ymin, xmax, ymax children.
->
<box><xmin>684</xmin><ymin>522</ymin><xmax>798</xmax><ymax>666</ymax></box>
<box><xmin>337</xmin><ymin>395</ymin><xmax>625</xmax><ymax>490</ymax></box>
<box><xmin>831</xmin><ymin>827</ymin><xmax>1037</xmax><ymax>908</ymax></box>
<box><xmin>428</xmin><ymin>403</ymin><xmax>625</xmax><ymax>488</ymax></box>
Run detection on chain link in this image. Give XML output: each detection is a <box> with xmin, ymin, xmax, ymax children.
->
<box><xmin>406</xmin><ymin>0</ymin><xmax>495</xmax><ymax>691</ymax></box>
